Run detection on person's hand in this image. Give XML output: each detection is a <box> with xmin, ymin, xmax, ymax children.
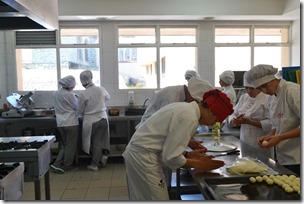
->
<box><xmin>187</xmin><ymin>149</ymin><xmax>207</xmax><ymax>159</ymax></box>
<box><xmin>258</xmin><ymin>135</ymin><xmax>280</xmax><ymax>148</ymax></box>
<box><xmin>188</xmin><ymin>139</ymin><xmax>207</xmax><ymax>152</ymax></box>
<box><xmin>195</xmin><ymin>155</ymin><xmax>225</xmax><ymax>171</ymax></box>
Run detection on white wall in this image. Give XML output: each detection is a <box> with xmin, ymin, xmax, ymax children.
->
<box><xmin>0</xmin><ymin>17</ymin><xmax>301</xmax><ymax>108</ymax></box>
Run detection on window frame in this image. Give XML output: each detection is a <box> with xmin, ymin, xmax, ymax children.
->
<box><xmin>117</xmin><ymin>24</ymin><xmax>199</xmax><ymax>89</ymax></box>
<box><xmin>15</xmin><ymin>23</ymin><xmax>102</xmax><ymax>91</ymax></box>
<box><xmin>214</xmin><ymin>23</ymin><xmax>291</xmax><ymax>87</ymax></box>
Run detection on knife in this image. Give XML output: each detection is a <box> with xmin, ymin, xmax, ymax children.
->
<box><xmin>213</xmin><ymin>150</ymin><xmax>240</xmax><ymax>157</ymax></box>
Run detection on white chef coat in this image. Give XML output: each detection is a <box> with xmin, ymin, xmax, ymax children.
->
<box><xmin>52</xmin><ymin>88</ymin><xmax>79</xmax><ymax>127</ymax></box>
<box><xmin>123</xmin><ymin>101</ymin><xmax>199</xmax><ymax>200</ymax></box>
<box><xmin>222</xmin><ymin>85</ymin><xmax>237</xmax><ymax>106</ymax></box>
<box><xmin>271</xmin><ymin>80</ymin><xmax>300</xmax><ymax>165</ymax></box>
<box><xmin>77</xmin><ymin>84</ymin><xmax>110</xmax><ymax>154</ymax></box>
<box><xmin>228</xmin><ymin>92</ymin><xmax>273</xmax><ymax>157</ymax></box>
<box><xmin>137</xmin><ymin>85</ymin><xmax>185</xmax><ymax>128</ymax></box>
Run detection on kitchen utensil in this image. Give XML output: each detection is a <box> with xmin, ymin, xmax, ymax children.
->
<box><xmin>214</xmin><ymin>150</ymin><xmax>240</xmax><ymax>157</ymax></box>
<box><xmin>108</xmin><ymin>108</ymin><xmax>120</xmax><ymax>116</ymax></box>
<box><xmin>33</xmin><ymin>108</ymin><xmax>47</xmax><ymax>116</ymax></box>
<box><xmin>204</xmin><ymin>141</ymin><xmax>237</xmax><ymax>152</ymax></box>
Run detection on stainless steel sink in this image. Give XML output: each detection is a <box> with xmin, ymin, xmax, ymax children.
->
<box><xmin>124</xmin><ymin>106</ymin><xmax>146</xmax><ymax>116</ymax></box>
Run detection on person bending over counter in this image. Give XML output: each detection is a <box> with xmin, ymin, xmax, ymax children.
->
<box><xmin>123</xmin><ymin>89</ymin><xmax>234</xmax><ymax>200</ymax></box>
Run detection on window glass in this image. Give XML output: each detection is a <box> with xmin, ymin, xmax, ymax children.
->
<box><xmin>215</xmin><ymin>47</ymin><xmax>251</xmax><ymax>87</ymax></box>
<box><xmin>160</xmin><ymin>47</ymin><xmax>197</xmax><ymax>88</ymax></box>
<box><xmin>60</xmin><ymin>28</ymin><xmax>99</xmax><ymax>44</ymax></box>
<box><xmin>118</xmin><ymin>28</ymin><xmax>156</xmax><ymax>44</ymax></box>
<box><xmin>16</xmin><ymin>48</ymin><xmax>57</xmax><ymax>91</ymax></box>
<box><xmin>254</xmin><ymin>28</ymin><xmax>289</xmax><ymax>43</ymax></box>
<box><xmin>215</xmin><ymin>28</ymin><xmax>250</xmax><ymax>43</ymax></box>
<box><xmin>118</xmin><ymin>47</ymin><xmax>157</xmax><ymax>89</ymax></box>
<box><xmin>160</xmin><ymin>27</ymin><xmax>196</xmax><ymax>43</ymax></box>
<box><xmin>254</xmin><ymin>46</ymin><xmax>290</xmax><ymax>68</ymax></box>
<box><xmin>60</xmin><ymin>48</ymin><xmax>100</xmax><ymax>90</ymax></box>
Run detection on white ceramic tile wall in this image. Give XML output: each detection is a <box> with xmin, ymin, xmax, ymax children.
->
<box><xmin>0</xmin><ymin>20</ymin><xmax>300</xmax><ymax>108</ymax></box>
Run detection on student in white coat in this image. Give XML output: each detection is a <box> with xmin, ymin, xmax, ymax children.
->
<box><xmin>136</xmin><ymin>77</ymin><xmax>213</xmax><ymax>190</ymax></box>
<box><xmin>51</xmin><ymin>75</ymin><xmax>79</xmax><ymax>173</ymax></box>
<box><xmin>219</xmin><ymin>70</ymin><xmax>237</xmax><ymax>106</ymax></box>
<box><xmin>245</xmin><ymin>64</ymin><xmax>300</xmax><ymax>176</ymax></box>
<box><xmin>123</xmin><ymin>89</ymin><xmax>234</xmax><ymax>200</ymax></box>
<box><xmin>78</xmin><ymin>70</ymin><xmax>111</xmax><ymax>171</ymax></box>
<box><xmin>228</xmin><ymin>72</ymin><xmax>274</xmax><ymax>158</ymax></box>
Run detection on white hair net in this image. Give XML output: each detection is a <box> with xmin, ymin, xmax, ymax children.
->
<box><xmin>243</xmin><ymin>71</ymin><xmax>254</xmax><ymax>87</ymax></box>
<box><xmin>59</xmin><ymin>75</ymin><xmax>76</xmax><ymax>89</ymax></box>
<box><xmin>187</xmin><ymin>77</ymin><xmax>213</xmax><ymax>101</ymax></box>
<box><xmin>80</xmin><ymin>70</ymin><xmax>93</xmax><ymax>85</ymax></box>
<box><xmin>245</xmin><ymin>64</ymin><xmax>278</xmax><ymax>88</ymax></box>
<box><xmin>185</xmin><ymin>70</ymin><xmax>200</xmax><ymax>81</ymax></box>
<box><xmin>220</xmin><ymin>70</ymin><xmax>235</xmax><ymax>85</ymax></box>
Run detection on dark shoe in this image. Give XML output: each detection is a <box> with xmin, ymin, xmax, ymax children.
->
<box><xmin>62</xmin><ymin>165</ymin><xmax>78</xmax><ymax>172</ymax></box>
<box><xmin>50</xmin><ymin>165</ymin><xmax>64</xmax><ymax>174</ymax></box>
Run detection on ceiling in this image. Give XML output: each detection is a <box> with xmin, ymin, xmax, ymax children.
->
<box><xmin>57</xmin><ymin>0</ymin><xmax>300</xmax><ymax>22</ymax></box>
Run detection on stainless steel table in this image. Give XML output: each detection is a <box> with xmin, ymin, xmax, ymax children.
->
<box><xmin>188</xmin><ymin>136</ymin><xmax>296</xmax><ymax>200</ymax></box>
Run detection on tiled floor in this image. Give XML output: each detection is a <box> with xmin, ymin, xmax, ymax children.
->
<box><xmin>19</xmin><ymin>157</ymin><xmax>129</xmax><ymax>201</ymax></box>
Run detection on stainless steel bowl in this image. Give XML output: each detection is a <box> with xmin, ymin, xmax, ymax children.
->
<box><xmin>33</xmin><ymin>109</ymin><xmax>47</xmax><ymax>116</ymax></box>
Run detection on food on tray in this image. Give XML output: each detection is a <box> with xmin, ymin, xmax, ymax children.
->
<box><xmin>266</xmin><ymin>178</ymin><xmax>274</xmax><ymax>185</ymax></box>
<box><xmin>249</xmin><ymin>177</ymin><xmax>256</xmax><ymax>183</ymax></box>
<box><xmin>226</xmin><ymin>157</ymin><xmax>268</xmax><ymax>175</ymax></box>
<box><xmin>248</xmin><ymin>174</ymin><xmax>301</xmax><ymax>194</ymax></box>
<box><xmin>256</xmin><ymin>176</ymin><xmax>263</xmax><ymax>182</ymax></box>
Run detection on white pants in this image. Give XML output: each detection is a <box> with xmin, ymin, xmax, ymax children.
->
<box><xmin>122</xmin><ymin>145</ymin><xmax>169</xmax><ymax>200</ymax></box>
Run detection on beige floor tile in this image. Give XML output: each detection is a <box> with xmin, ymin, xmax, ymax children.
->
<box><xmin>67</xmin><ymin>180</ymin><xmax>91</xmax><ymax>189</ymax></box>
<box><xmin>61</xmin><ymin>188</ymin><xmax>87</xmax><ymax>200</ymax></box>
<box><xmin>89</xmin><ymin>178</ymin><xmax>112</xmax><ymax>188</ymax></box>
<box><xmin>49</xmin><ymin>189</ymin><xmax>65</xmax><ymax>200</ymax></box>
<box><xmin>71</xmin><ymin>171</ymin><xmax>93</xmax><ymax>181</ymax></box>
<box><xmin>109</xmin><ymin>186</ymin><xmax>129</xmax><ymax>200</ymax></box>
<box><xmin>85</xmin><ymin>187</ymin><xmax>110</xmax><ymax>200</ymax></box>
<box><xmin>18</xmin><ymin>157</ymin><xmax>128</xmax><ymax>201</ymax></box>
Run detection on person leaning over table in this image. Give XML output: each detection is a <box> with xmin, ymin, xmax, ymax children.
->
<box><xmin>228</xmin><ymin>71</ymin><xmax>275</xmax><ymax>159</ymax></box>
<box><xmin>77</xmin><ymin>70</ymin><xmax>111</xmax><ymax>172</ymax></box>
<box><xmin>135</xmin><ymin>77</ymin><xmax>213</xmax><ymax>189</ymax></box>
<box><xmin>219</xmin><ymin>70</ymin><xmax>237</xmax><ymax>106</ymax></box>
<box><xmin>122</xmin><ymin>89</ymin><xmax>234</xmax><ymax>200</ymax></box>
<box><xmin>51</xmin><ymin>75</ymin><xmax>79</xmax><ymax>173</ymax></box>
<box><xmin>245</xmin><ymin>64</ymin><xmax>300</xmax><ymax>176</ymax></box>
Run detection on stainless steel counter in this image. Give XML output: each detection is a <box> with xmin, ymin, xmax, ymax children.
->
<box><xmin>188</xmin><ymin>136</ymin><xmax>297</xmax><ymax>200</ymax></box>
<box><xmin>0</xmin><ymin>115</ymin><xmax>142</xmax><ymax>157</ymax></box>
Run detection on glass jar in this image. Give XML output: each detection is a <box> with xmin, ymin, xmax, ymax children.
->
<box><xmin>212</xmin><ymin>122</ymin><xmax>221</xmax><ymax>144</ymax></box>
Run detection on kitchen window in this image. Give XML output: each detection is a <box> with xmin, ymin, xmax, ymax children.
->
<box><xmin>15</xmin><ymin>27</ymin><xmax>101</xmax><ymax>91</ymax></box>
<box><xmin>214</xmin><ymin>25</ymin><xmax>290</xmax><ymax>87</ymax></box>
<box><xmin>117</xmin><ymin>26</ymin><xmax>198</xmax><ymax>89</ymax></box>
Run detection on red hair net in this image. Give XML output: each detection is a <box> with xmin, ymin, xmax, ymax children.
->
<box><xmin>203</xmin><ymin>89</ymin><xmax>234</xmax><ymax>122</ymax></box>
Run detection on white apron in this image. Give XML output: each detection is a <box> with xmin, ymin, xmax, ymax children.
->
<box><xmin>82</xmin><ymin>109</ymin><xmax>110</xmax><ymax>154</ymax></box>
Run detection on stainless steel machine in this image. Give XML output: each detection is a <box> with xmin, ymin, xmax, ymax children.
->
<box><xmin>1</xmin><ymin>92</ymin><xmax>34</xmax><ymax>118</ymax></box>
<box><xmin>0</xmin><ymin>135</ymin><xmax>56</xmax><ymax>200</ymax></box>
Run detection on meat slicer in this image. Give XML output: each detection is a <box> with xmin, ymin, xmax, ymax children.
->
<box><xmin>2</xmin><ymin>91</ymin><xmax>34</xmax><ymax>118</ymax></box>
